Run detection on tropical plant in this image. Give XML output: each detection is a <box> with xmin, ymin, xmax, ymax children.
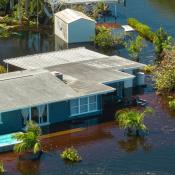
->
<box><xmin>0</xmin><ymin>161</ymin><xmax>5</xmax><ymax>174</ymax></box>
<box><xmin>0</xmin><ymin>0</ymin><xmax>8</xmax><ymax>11</ymax></box>
<box><xmin>115</xmin><ymin>107</ymin><xmax>153</xmax><ymax>136</ymax></box>
<box><xmin>93</xmin><ymin>26</ymin><xmax>114</xmax><ymax>52</ymax></box>
<box><xmin>13</xmin><ymin>121</ymin><xmax>42</xmax><ymax>154</ymax></box>
<box><xmin>153</xmin><ymin>27</ymin><xmax>174</xmax><ymax>60</ymax></box>
<box><xmin>0</xmin><ymin>65</ymin><xmax>6</xmax><ymax>74</ymax></box>
<box><xmin>60</xmin><ymin>147</ymin><xmax>82</xmax><ymax>162</ymax></box>
<box><xmin>142</xmin><ymin>64</ymin><xmax>156</xmax><ymax>74</ymax></box>
<box><xmin>125</xmin><ymin>35</ymin><xmax>145</xmax><ymax>61</ymax></box>
<box><xmin>128</xmin><ymin>18</ymin><xmax>155</xmax><ymax>41</ymax></box>
<box><xmin>93</xmin><ymin>1</ymin><xmax>109</xmax><ymax>20</ymax></box>
<box><xmin>169</xmin><ymin>99</ymin><xmax>175</xmax><ymax>111</ymax></box>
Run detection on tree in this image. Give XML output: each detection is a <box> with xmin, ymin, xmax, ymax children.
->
<box><xmin>93</xmin><ymin>26</ymin><xmax>114</xmax><ymax>52</ymax></box>
<box><xmin>153</xmin><ymin>27</ymin><xmax>174</xmax><ymax>60</ymax></box>
<box><xmin>125</xmin><ymin>35</ymin><xmax>145</xmax><ymax>61</ymax></box>
<box><xmin>154</xmin><ymin>47</ymin><xmax>175</xmax><ymax>92</ymax></box>
<box><xmin>13</xmin><ymin>121</ymin><xmax>42</xmax><ymax>154</ymax></box>
<box><xmin>115</xmin><ymin>107</ymin><xmax>153</xmax><ymax>136</ymax></box>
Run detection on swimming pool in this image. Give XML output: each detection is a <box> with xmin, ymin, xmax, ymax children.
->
<box><xmin>0</xmin><ymin>132</ymin><xmax>22</xmax><ymax>153</ymax></box>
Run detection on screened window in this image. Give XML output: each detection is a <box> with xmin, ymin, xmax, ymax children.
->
<box><xmin>70</xmin><ymin>95</ymin><xmax>98</xmax><ymax>116</ymax></box>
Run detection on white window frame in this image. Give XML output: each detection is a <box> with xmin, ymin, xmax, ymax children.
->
<box><xmin>22</xmin><ymin>104</ymin><xmax>49</xmax><ymax>126</ymax></box>
<box><xmin>0</xmin><ymin>113</ymin><xmax>3</xmax><ymax>124</ymax></box>
<box><xmin>70</xmin><ymin>95</ymin><xmax>98</xmax><ymax>117</ymax></box>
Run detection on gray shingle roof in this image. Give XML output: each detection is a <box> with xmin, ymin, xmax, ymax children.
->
<box><xmin>0</xmin><ymin>69</ymin><xmax>78</xmax><ymax>112</ymax></box>
<box><xmin>4</xmin><ymin>47</ymin><xmax>106</xmax><ymax>70</ymax></box>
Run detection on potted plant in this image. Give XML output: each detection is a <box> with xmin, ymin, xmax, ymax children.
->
<box><xmin>13</xmin><ymin>121</ymin><xmax>42</xmax><ymax>160</ymax></box>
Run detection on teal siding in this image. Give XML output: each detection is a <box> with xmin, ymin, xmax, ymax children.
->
<box><xmin>49</xmin><ymin>101</ymin><xmax>70</xmax><ymax>123</ymax></box>
<box><xmin>49</xmin><ymin>95</ymin><xmax>102</xmax><ymax>123</ymax></box>
<box><xmin>0</xmin><ymin>110</ymin><xmax>22</xmax><ymax>135</ymax></box>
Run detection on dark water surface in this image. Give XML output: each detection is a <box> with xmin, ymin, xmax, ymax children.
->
<box><xmin>1</xmin><ymin>90</ymin><xmax>175</xmax><ymax>175</ymax></box>
<box><xmin>1</xmin><ymin>0</ymin><xmax>175</xmax><ymax>174</ymax></box>
<box><xmin>0</xmin><ymin>0</ymin><xmax>175</xmax><ymax>60</ymax></box>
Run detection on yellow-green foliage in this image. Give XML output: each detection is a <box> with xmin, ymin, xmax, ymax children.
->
<box><xmin>169</xmin><ymin>99</ymin><xmax>175</xmax><ymax>111</ymax></box>
<box><xmin>0</xmin><ymin>161</ymin><xmax>5</xmax><ymax>174</ymax></box>
<box><xmin>128</xmin><ymin>18</ymin><xmax>155</xmax><ymax>41</ymax></box>
<box><xmin>0</xmin><ymin>65</ymin><xmax>6</xmax><ymax>74</ymax></box>
<box><xmin>143</xmin><ymin>65</ymin><xmax>156</xmax><ymax>74</ymax></box>
<box><xmin>60</xmin><ymin>147</ymin><xmax>82</xmax><ymax>162</ymax></box>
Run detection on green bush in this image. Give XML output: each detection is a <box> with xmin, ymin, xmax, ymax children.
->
<box><xmin>0</xmin><ymin>65</ymin><xmax>6</xmax><ymax>74</ymax></box>
<box><xmin>60</xmin><ymin>147</ymin><xmax>82</xmax><ymax>162</ymax></box>
<box><xmin>0</xmin><ymin>161</ymin><xmax>5</xmax><ymax>174</ymax></box>
<box><xmin>93</xmin><ymin>26</ymin><xmax>114</xmax><ymax>52</ymax></box>
<box><xmin>128</xmin><ymin>18</ymin><xmax>155</xmax><ymax>41</ymax></box>
<box><xmin>154</xmin><ymin>48</ymin><xmax>175</xmax><ymax>92</ymax></box>
<box><xmin>142</xmin><ymin>64</ymin><xmax>156</xmax><ymax>74</ymax></box>
<box><xmin>125</xmin><ymin>35</ymin><xmax>145</xmax><ymax>61</ymax></box>
<box><xmin>169</xmin><ymin>99</ymin><xmax>175</xmax><ymax>111</ymax></box>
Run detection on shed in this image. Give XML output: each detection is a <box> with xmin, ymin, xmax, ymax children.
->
<box><xmin>96</xmin><ymin>23</ymin><xmax>125</xmax><ymax>39</ymax></box>
<box><xmin>54</xmin><ymin>9</ymin><xmax>96</xmax><ymax>43</ymax></box>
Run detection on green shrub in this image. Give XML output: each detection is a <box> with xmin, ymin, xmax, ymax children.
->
<box><xmin>93</xmin><ymin>26</ymin><xmax>114</xmax><ymax>52</ymax></box>
<box><xmin>142</xmin><ymin>64</ymin><xmax>156</xmax><ymax>74</ymax></box>
<box><xmin>0</xmin><ymin>161</ymin><xmax>5</xmax><ymax>174</ymax></box>
<box><xmin>153</xmin><ymin>27</ymin><xmax>174</xmax><ymax>60</ymax></box>
<box><xmin>169</xmin><ymin>99</ymin><xmax>175</xmax><ymax>111</ymax></box>
<box><xmin>125</xmin><ymin>35</ymin><xmax>145</xmax><ymax>61</ymax></box>
<box><xmin>128</xmin><ymin>18</ymin><xmax>155</xmax><ymax>41</ymax></box>
<box><xmin>0</xmin><ymin>65</ymin><xmax>6</xmax><ymax>74</ymax></box>
<box><xmin>154</xmin><ymin>48</ymin><xmax>175</xmax><ymax>92</ymax></box>
<box><xmin>60</xmin><ymin>147</ymin><xmax>82</xmax><ymax>162</ymax></box>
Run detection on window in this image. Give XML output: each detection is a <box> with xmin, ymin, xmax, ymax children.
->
<box><xmin>21</xmin><ymin>104</ymin><xmax>49</xmax><ymax>126</ymax></box>
<box><xmin>0</xmin><ymin>113</ymin><xmax>2</xmax><ymax>124</ymax></box>
<box><xmin>70</xmin><ymin>95</ymin><xmax>98</xmax><ymax>116</ymax></box>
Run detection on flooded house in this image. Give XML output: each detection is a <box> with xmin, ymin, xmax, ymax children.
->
<box><xmin>1</xmin><ymin>47</ymin><xmax>145</xmax><ymax>134</ymax></box>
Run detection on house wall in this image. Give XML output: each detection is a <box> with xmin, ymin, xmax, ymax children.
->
<box><xmin>0</xmin><ymin>110</ymin><xmax>22</xmax><ymax>135</ymax></box>
<box><xmin>68</xmin><ymin>19</ymin><xmax>95</xmax><ymax>43</ymax></box>
<box><xmin>48</xmin><ymin>95</ymin><xmax>102</xmax><ymax>123</ymax></box>
<box><xmin>0</xmin><ymin>95</ymin><xmax>103</xmax><ymax>134</ymax></box>
<box><xmin>54</xmin><ymin>16</ymin><xmax>68</xmax><ymax>42</ymax></box>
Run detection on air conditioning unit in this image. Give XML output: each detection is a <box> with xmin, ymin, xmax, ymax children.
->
<box><xmin>51</xmin><ymin>71</ymin><xmax>63</xmax><ymax>81</ymax></box>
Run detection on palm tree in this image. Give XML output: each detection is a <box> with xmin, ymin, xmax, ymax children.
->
<box><xmin>93</xmin><ymin>1</ymin><xmax>109</xmax><ymax>21</ymax></box>
<box><xmin>13</xmin><ymin>121</ymin><xmax>42</xmax><ymax>155</ymax></box>
<box><xmin>115</xmin><ymin>107</ymin><xmax>153</xmax><ymax>136</ymax></box>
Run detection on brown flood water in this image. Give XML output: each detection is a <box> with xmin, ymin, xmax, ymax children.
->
<box><xmin>1</xmin><ymin>90</ymin><xmax>175</xmax><ymax>175</ymax></box>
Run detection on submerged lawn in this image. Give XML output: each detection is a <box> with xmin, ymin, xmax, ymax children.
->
<box><xmin>1</xmin><ymin>91</ymin><xmax>175</xmax><ymax>175</ymax></box>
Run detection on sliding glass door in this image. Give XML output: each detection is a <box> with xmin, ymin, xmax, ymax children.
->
<box><xmin>21</xmin><ymin>104</ymin><xmax>49</xmax><ymax>126</ymax></box>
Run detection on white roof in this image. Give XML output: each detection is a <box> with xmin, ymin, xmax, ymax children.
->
<box><xmin>55</xmin><ymin>8</ymin><xmax>95</xmax><ymax>23</ymax></box>
<box><xmin>122</xmin><ymin>25</ymin><xmax>135</xmax><ymax>32</ymax></box>
<box><xmin>4</xmin><ymin>47</ymin><xmax>106</xmax><ymax>70</ymax></box>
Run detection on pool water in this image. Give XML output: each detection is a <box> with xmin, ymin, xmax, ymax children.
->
<box><xmin>0</xmin><ymin>133</ymin><xmax>21</xmax><ymax>147</ymax></box>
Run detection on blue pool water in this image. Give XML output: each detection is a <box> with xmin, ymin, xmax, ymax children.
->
<box><xmin>0</xmin><ymin>132</ymin><xmax>21</xmax><ymax>147</ymax></box>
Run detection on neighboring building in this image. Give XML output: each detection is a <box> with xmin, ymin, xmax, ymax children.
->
<box><xmin>96</xmin><ymin>23</ymin><xmax>125</xmax><ymax>39</ymax></box>
<box><xmin>2</xmin><ymin>48</ymin><xmax>145</xmax><ymax>135</ymax></box>
<box><xmin>54</xmin><ymin>9</ymin><xmax>96</xmax><ymax>43</ymax></box>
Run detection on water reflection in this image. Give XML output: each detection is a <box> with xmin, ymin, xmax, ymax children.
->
<box><xmin>148</xmin><ymin>0</ymin><xmax>175</xmax><ymax>19</ymax></box>
<box><xmin>17</xmin><ymin>160</ymin><xmax>40</xmax><ymax>175</ymax></box>
<box><xmin>0</xmin><ymin>31</ymin><xmax>55</xmax><ymax>59</ymax></box>
<box><xmin>118</xmin><ymin>136</ymin><xmax>152</xmax><ymax>153</ymax></box>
